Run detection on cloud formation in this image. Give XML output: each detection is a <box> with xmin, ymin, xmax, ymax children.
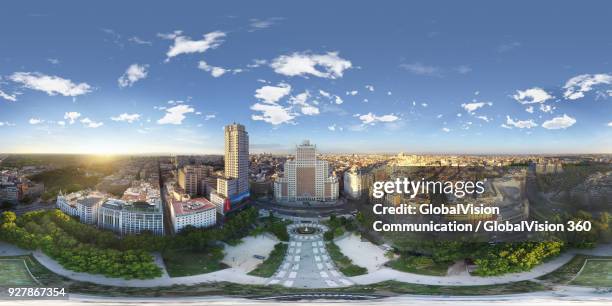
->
<box><xmin>162</xmin><ymin>31</ymin><xmax>226</xmax><ymax>61</ymax></box>
<box><xmin>462</xmin><ymin>101</ymin><xmax>492</xmax><ymax>113</ymax></box>
<box><xmin>80</xmin><ymin>117</ymin><xmax>104</xmax><ymax>128</ymax></box>
<box><xmin>563</xmin><ymin>73</ymin><xmax>612</xmax><ymax>100</ymax></box>
<box><xmin>254</xmin><ymin>83</ymin><xmax>291</xmax><ymax>104</ymax></box>
<box><xmin>513</xmin><ymin>87</ymin><xmax>552</xmax><ymax>104</ymax></box>
<box><xmin>505</xmin><ymin>116</ymin><xmax>537</xmax><ymax>129</ymax></box>
<box><xmin>157</xmin><ymin>104</ymin><xmax>194</xmax><ymax>125</ymax></box>
<box><xmin>270</xmin><ymin>52</ymin><xmax>352</xmax><ymax>79</ymax></box>
<box><xmin>64</xmin><ymin>112</ymin><xmax>81</xmax><ymax>124</ymax></box>
<box><xmin>10</xmin><ymin>72</ymin><xmax>91</xmax><ymax>97</ymax></box>
<box><xmin>542</xmin><ymin>114</ymin><xmax>576</xmax><ymax>129</ymax></box>
<box><xmin>111</xmin><ymin>113</ymin><xmax>141</xmax><ymax>123</ymax></box>
<box><xmin>0</xmin><ymin>89</ymin><xmax>17</xmax><ymax>102</ymax></box>
<box><xmin>118</xmin><ymin>64</ymin><xmax>148</xmax><ymax>88</ymax></box>
<box><xmin>357</xmin><ymin>112</ymin><xmax>399</xmax><ymax>125</ymax></box>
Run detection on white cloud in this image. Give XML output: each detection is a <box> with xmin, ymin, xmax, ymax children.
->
<box><xmin>608</xmin><ymin>121</ymin><xmax>612</xmax><ymax>127</ymax></box>
<box><xmin>300</xmin><ymin>104</ymin><xmax>320</xmax><ymax>115</ymax></box>
<box><xmin>118</xmin><ymin>64</ymin><xmax>148</xmax><ymax>88</ymax></box>
<box><xmin>198</xmin><ymin>61</ymin><xmax>228</xmax><ymax>77</ymax></box>
<box><xmin>10</xmin><ymin>72</ymin><xmax>92</xmax><ymax>97</ymax></box>
<box><xmin>128</xmin><ymin>36</ymin><xmax>152</xmax><ymax>45</ymax></box>
<box><xmin>400</xmin><ymin>62</ymin><xmax>441</xmax><ymax>76</ymax></box>
<box><xmin>442</xmin><ymin>127</ymin><xmax>451</xmax><ymax>132</ymax></box>
<box><xmin>358</xmin><ymin>112</ymin><xmax>399</xmax><ymax>125</ymax></box>
<box><xmin>47</xmin><ymin>58</ymin><xmax>60</xmax><ymax>65</ymax></box>
<box><xmin>270</xmin><ymin>51</ymin><xmax>352</xmax><ymax>79</ymax></box>
<box><xmin>563</xmin><ymin>74</ymin><xmax>612</xmax><ymax>100</ymax></box>
<box><xmin>461</xmin><ymin>101</ymin><xmax>492</xmax><ymax>113</ymax></box>
<box><xmin>250</xmin><ymin>103</ymin><xmax>296</xmax><ymax>125</ymax></box>
<box><xmin>513</xmin><ymin>87</ymin><xmax>552</xmax><ymax>104</ymax></box>
<box><xmin>0</xmin><ymin>89</ymin><xmax>17</xmax><ymax>102</ymax></box>
<box><xmin>505</xmin><ymin>116</ymin><xmax>537</xmax><ymax>129</ymax></box>
<box><xmin>387</xmin><ymin>91</ymin><xmax>392</xmax><ymax>96</ymax></box>
<box><xmin>163</xmin><ymin>31</ymin><xmax>226</xmax><ymax>61</ymax></box>
<box><xmin>542</xmin><ymin>114</ymin><xmax>576</xmax><ymax>130</ymax></box>
<box><xmin>248</xmin><ymin>59</ymin><xmax>267</xmax><ymax>68</ymax></box>
<box><xmin>539</xmin><ymin>104</ymin><xmax>553</xmax><ymax>113</ymax></box>
<box><xmin>249</xmin><ymin>18</ymin><xmax>283</xmax><ymax>31</ymax></box>
<box><xmin>110</xmin><ymin>113</ymin><xmax>140</xmax><ymax>123</ymax></box>
<box><xmin>525</xmin><ymin>106</ymin><xmax>534</xmax><ymax>113</ymax></box>
<box><xmin>365</xmin><ymin>85</ymin><xmax>375</xmax><ymax>92</ymax></box>
<box><xmin>421</xmin><ymin>103</ymin><xmax>428</xmax><ymax>107</ymax></box>
<box><xmin>346</xmin><ymin>90</ymin><xmax>358</xmax><ymax>96</ymax></box>
<box><xmin>328</xmin><ymin>124</ymin><xmax>336</xmax><ymax>131</ymax></box>
<box><xmin>198</xmin><ymin>61</ymin><xmax>242</xmax><ymax>77</ymax></box>
<box><xmin>29</xmin><ymin>118</ymin><xmax>43</xmax><ymax>125</ymax></box>
<box><xmin>254</xmin><ymin>83</ymin><xmax>291</xmax><ymax>104</ymax></box>
<box><xmin>334</xmin><ymin>95</ymin><xmax>343</xmax><ymax>104</ymax></box>
<box><xmin>80</xmin><ymin>118</ymin><xmax>104</xmax><ymax>128</ymax></box>
<box><xmin>0</xmin><ymin>122</ymin><xmax>15</xmax><ymax>127</ymax></box>
<box><xmin>157</xmin><ymin>104</ymin><xmax>195</xmax><ymax>125</ymax></box>
<box><xmin>57</xmin><ymin>121</ymin><xmax>65</xmax><ymax>126</ymax></box>
<box><xmin>319</xmin><ymin>90</ymin><xmax>331</xmax><ymax>98</ymax></box>
<box><xmin>476</xmin><ymin>115</ymin><xmax>491</xmax><ymax>122</ymax></box>
<box><xmin>289</xmin><ymin>91</ymin><xmax>320</xmax><ymax>116</ymax></box>
<box><xmin>64</xmin><ymin>112</ymin><xmax>81</xmax><ymax>124</ymax></box>
<box><xmin>204</xmin><ymin>114</ymin><xmax>216</xmax><ymax>120</ymax></box>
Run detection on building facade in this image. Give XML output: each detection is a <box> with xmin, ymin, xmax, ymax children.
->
<box><xmin>212</xmin><ymin>123</ymin><xmax>250</xmax><ymax>214</ymax></box>
<box><xmin>56</xmin><ymin>191</ymin><xmax>106</xmax><ymax>224</ymax></box>
<box><xmin>343</xmin><ymin>168</ymin><xmax>372</xmax><ymax>199</ymax></box>
<box><xmin>97</xmin><ymin>199</ymin><xmax>164</xmax><ymax>236</ymax></box>
<box><xmin>274</xmin><ymin>140</ymin><xmax>339</xmax><ymax>203</ymax></box>
<box><xmin>178</xmin><ymin>164</ymin><xmax>214</xmax><ymax>196</ymax></box>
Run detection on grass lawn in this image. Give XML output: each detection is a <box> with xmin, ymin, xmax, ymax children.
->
<box><xmin>326</xmin><ymin>241</ymin><xmax>367</xmax><ymax>276</ymax></box>
<box><xmin>387</xmin><ymin>256</ymin><xmax>450</xmax><ymax>276</ymax></box>
<box><xmin>162</xmin><ymin>247</ymin><xmax>228</xmax><ymax>277</ymax></box>
<box><xmin>0</xmin><ymin>259</ymin><xmax>38</xmax><ymax>286</ymax></box>
<box><xmin>571</xmin><ymin>259</ymin><xmax>612</xmax><ymax>287</ymax></box>
<box><xmin>0</xmin><ymin>255</ymin><xmax>549</xmax><ymax>297</ymax></box>
<box><xmin>538</xmin><ymin>255</ymin><xmax>612</xmax><ymax>285</ymax></box>
<box><xmin>248</xmin><ymin>243</ymin><xmax>287</xmax><ymax>277</ymax></box>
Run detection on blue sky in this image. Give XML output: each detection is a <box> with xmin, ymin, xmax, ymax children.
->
<box><xmin>0</xmin><ymin>0</ymin><xmax>611</xmax><ymax>154</ymax></box>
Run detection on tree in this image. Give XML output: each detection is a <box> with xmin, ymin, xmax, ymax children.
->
<box><xmin>1</xmin><ymin>211</ymin><xmax>16</xmax><ymax>224</ymax></box>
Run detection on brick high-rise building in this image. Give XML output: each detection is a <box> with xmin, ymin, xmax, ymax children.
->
<box><xmin>274</xmin><ymin>140</ymin><xmax>338</xmax><ymax>204</ymax></box>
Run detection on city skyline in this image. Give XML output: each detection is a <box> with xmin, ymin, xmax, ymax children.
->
<box><xmin>1</xmin><ymin>1</ymin><xmax>612</xmax><ymax>154</ymax></box>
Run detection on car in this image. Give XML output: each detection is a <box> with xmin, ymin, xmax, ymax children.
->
<box><xmin>253</xmin><ymin>255</ymin><xmax>265</xmax><ymax>260</ymax></box>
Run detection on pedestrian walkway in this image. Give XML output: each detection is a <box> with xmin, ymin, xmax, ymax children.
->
<box><xmin>267</xmin><ymin>223</ymin><xmax>353</xmax><ymax>288</ymax></box>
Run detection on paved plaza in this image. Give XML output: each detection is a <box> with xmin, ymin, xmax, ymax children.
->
<box><xmin>267</xmin><ymin>223</ymin><xmax>354</xmax><ymax>288</ymax></box>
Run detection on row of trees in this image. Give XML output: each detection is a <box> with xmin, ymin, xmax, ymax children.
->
<box><xmin>0</xmin><ymin>210</ymin><xmax>162</xmax><ymax>279</ymax></box>
<box><xmin>0</xmin><ymin>207</ymin><xmax>261</xmax><ymax>279</ymax></box>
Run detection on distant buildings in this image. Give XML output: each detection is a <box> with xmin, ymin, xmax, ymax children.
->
<box><xmin>274</xmin><ymin>140</ymin><xmax>339</xmax><ymax>204</ymax></box>
<box><xmin>169</xmin><ymin>197</ymin><xmax>216</xmax><ymax>233</ymax></box>
<box><xmin>0</xmin><ymin>170</ymin><xmax>44</xmax><ymax>203</ymax></box>
<box><xmin>177</xmin><ymin>164</ymin><xmax>214</xmax><ymax>196</ymax></box>
<box><xmin>535</xmin><ymin>161</ymin><xmax>564</xmax><ymax>174</ymax></box>
<box><xmin>211</xmin><ymin>123</ymin><xmax>250</xmax><ymax>214</ymax></box>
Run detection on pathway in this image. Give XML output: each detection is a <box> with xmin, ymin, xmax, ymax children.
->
<box><xmin>267</xmin><ymin>223</ymin><xmax>354</xmax><ymax>288</ymax></box>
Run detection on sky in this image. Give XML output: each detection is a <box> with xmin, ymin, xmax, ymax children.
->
<box><xmin>0</xmin><ymin>0</ymin><xmax>611</xmax><ymax>155</ymax></box>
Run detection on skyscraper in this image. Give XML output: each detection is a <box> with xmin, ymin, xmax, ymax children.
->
<box><xmin>274</xmin><ymin>140</ymin><xmax>339</xmax><ymax>204</ymax></box>
<box><xmin>212</xmin><ymin>123</ymin><xmax>250</xmax><ymax>213</ymax></box>
<box><xmin>224</xmin><ymin>123</ymin><xmax>249</xmax><ymax>195</ymax></box>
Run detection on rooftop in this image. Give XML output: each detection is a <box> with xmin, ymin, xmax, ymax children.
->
<box><xmin>172</xmin><ymin>197</ymin><xmax>216</xmax><ymax>216</ymax></box>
